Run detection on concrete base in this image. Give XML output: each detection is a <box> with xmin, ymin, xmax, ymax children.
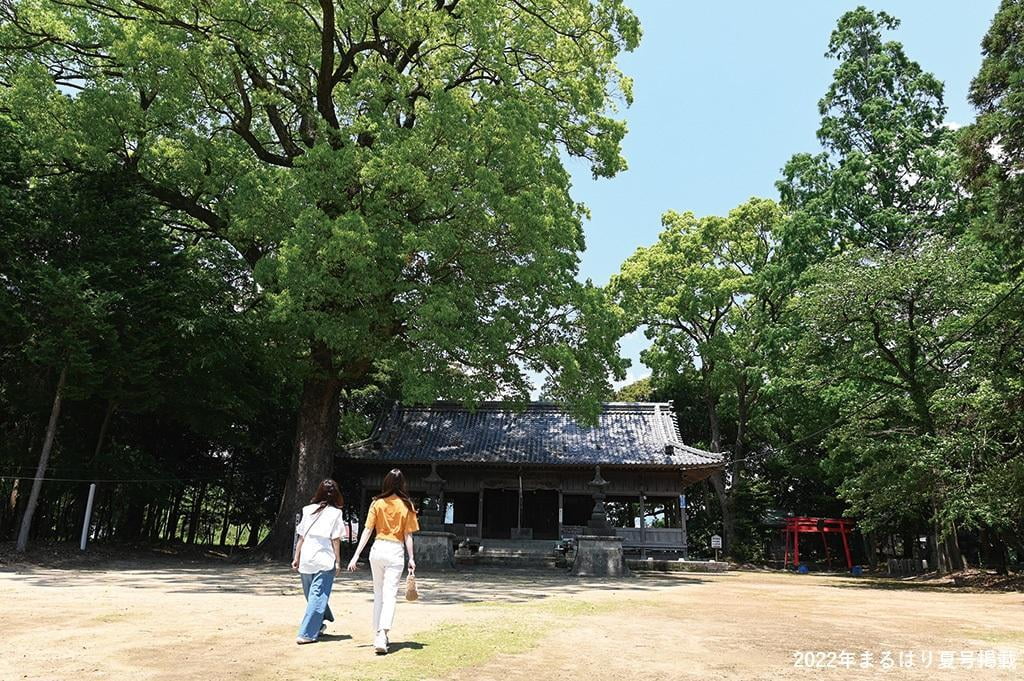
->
<box><xmin>627</xmin><ymin>559</ymin><xmax>729</xmax><ymax>573</ymax></box>
<box><xmin>571</xmin><ymin>535</ymin><xmax>627</xmax><ymax>577</ymax></box>
<box><xmin>415</xmin><ymin>531</ymin><xmax>456</xmax><ymax>570</ymax></box>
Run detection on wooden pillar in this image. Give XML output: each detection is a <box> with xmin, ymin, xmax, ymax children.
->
<box><xmin>783</xmin><ymin>528</ymin><xmax>790</xmax><ymax>568</ymax></box>
<box><xmin>557</xmin><ymin>488</ymin><xmax>564</xmax><ymax>536</ymax></box>
<box><xmin>821</xmin><ymin>525</ymin><xmax>831</xmax><ymax>569</ymax></box>
<box><xmin>790</xmin><ymin>524</ymin><xmax>798</xmax><ymax>569</ymax></box>
<box><xmin>516</xmin><ymin>468</ymin><xmax>523</xmax><ymax>531</ymax></box>
<box><xmin>477</xmin><ymin>483</ymin><xmax>485</xmax><ymax>539</ymax></box>
<box><xmin>639</xmin><ymin>490</ymin><xmax>647</xmax><ymax>560</ymax></box>
<box><xmin>839</xmin><ymin>521</ymin><xmax>853</xmax><ymax>570</ymax></box>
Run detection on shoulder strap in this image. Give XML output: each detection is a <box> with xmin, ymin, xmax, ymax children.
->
<box><xmin>304</xmin><ymin>505</ymin><xmax>327</xmax><ymax>534</ymax></box>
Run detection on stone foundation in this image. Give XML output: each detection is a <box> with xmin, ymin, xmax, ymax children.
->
<box><xmin>571</xmin><ymin>535</ymin><xmax>626</xmax><ymax>577</ymax></box>
<box><xmin>414</xmin><ymin>530</ymin><xmax>456</xmax><ymax>570</ymax></box>
<box><xmin>627</xmin><ymin>558</ymin><xmax>728</xmax><ymax>573</ymax></box>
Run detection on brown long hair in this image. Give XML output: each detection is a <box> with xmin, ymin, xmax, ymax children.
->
<box><xmin>374</xmin><ymin>468</ymin><xmax>417</xmax><ymax>514</ymax></box>
<box><xmin>310</xmin><ymin>478</ymin><xmax>343</xmax><ymax>514</ymax></box>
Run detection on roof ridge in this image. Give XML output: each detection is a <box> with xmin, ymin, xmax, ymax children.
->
<box><xmin>346</xmin><ymin>401</ymin><xmax>725</xmax><ymax>468</ymax></box>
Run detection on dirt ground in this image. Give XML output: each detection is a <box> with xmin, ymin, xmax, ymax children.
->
<box><xmin>1</xmin><ymin>559</ymin><xmax>1022</xmax><ymax>681</ymax></box>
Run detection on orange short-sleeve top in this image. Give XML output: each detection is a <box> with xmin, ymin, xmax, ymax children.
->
<box><xmin>366</xmin><ymin>495</ymin><xmax>419</xmax><ymax>542</ymax></box>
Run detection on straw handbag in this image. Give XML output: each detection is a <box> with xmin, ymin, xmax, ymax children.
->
<box><xmin>405</xmin><ymin>570</ymin><xmax>419</xmax><ymax>601</ymax></box>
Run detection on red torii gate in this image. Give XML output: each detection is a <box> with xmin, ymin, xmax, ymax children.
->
<box><xmin>782</xmin><ymin>516</ymin><xmax>854</xmax><ymax>570</ymax></box>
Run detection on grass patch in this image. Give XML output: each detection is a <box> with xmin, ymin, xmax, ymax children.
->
<box><xmin>322</xmin><ymin>597</ymin><xmax>621</xmax><ymax>681</ymax></box>
<box><xmin>964</xmin><ymin>629</ymin><xmax>1024</xmax><ymax>644</ymax></box>
<box><xmin>464</xmin><ymin>597</ymin><xmax>615</xmax><ymax>616</ymax></box>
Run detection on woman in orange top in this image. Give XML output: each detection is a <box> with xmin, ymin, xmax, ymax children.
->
<box><xmin>347</xmin><ymin>468</ymin><xmax>419</xmax><ymax>655</ymax></box>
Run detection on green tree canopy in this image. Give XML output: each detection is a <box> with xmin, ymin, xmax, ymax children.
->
<box><xmin>0</xmin><ymin>0</ymin><xmax>639</xmax><ymax>552</ymax></box>
<box><xmin>773</xmin><ymin>7</ymin><xmax>1021</xmax><ymax>572</ymax></box>
<box><xmin>961</xmin><ymin>0</ymin><xmax>1024</xmax><ymax>269</ymax></box>
<box><xmin>610</xmin><ymin>197</ymin><xmax>789</xmax><ymax>555</ymax></box>
<box><xmin>778</xmin><ymin>7</ymin><xmax>963</xmax><ymax>254</ymax></box>
<box><xmin>792</xmin><ymin>240</ymin><xmax>995</xmax><ymax>518</ymax></box>
<box><xmin>0</xmin><ymin>111</ymin><xmax>300</xmax><ymax>547</ymax></box>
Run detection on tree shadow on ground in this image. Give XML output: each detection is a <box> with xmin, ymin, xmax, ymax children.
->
<box><xmin>3</xmin><ymin>561</ymin><xmax>716</xmax><ymax>603</ymax></box>
<box><xmin>386</xmin><ymin>641</ymin><xmax>425</xmax><ymax>652</ymax></box>
<box><xmin>400</xmin><ymin>568</ymin><xmax>712</xmax><ymax>605</ymax></box>
<box><xmin>824</xmin><ymin>576</ymin><xmax>1024</xmax><ymax>594</ymax></box>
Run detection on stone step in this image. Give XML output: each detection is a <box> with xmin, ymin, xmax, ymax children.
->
<box><xmin>477</xmin><ymin>547</ymin><xmax>554</xmax><ymax>557</ymax></box>
<box><xmin>473</xmin><ymin>556</ymin><xmax>559</xmax><ymax>568</ymax></box>
<box><xmin>466</xmin><ymin>545</ymin><xmax>561</xmax><ymax>568</ymax></box>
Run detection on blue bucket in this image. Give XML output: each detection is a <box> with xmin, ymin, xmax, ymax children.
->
<box><xmin>797</xmin><ymin>564</ymin><xmax>809</xmax><ymax>574</ymax></box>
<box><xmin>851</xmin><ymin>565</ymin><xmax>863</xmax><ymax>576</ymax></box>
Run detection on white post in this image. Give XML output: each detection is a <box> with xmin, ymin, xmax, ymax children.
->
<box><xmin>80</xmin><ymin>483</ymin><xmax>96</xmax><ymax>551</ymax></box>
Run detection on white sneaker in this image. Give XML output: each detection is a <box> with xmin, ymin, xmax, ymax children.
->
<box><xmin>374</xmin><ymin>629</ymin><xmax>388</xmax><ymax>655</ymax></box>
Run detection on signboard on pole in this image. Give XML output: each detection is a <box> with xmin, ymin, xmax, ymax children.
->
<box><xmin>679</xmin><ymin>494</ymin><xmax>689</xmax><ymax>560</ymax></box>
<box><xmin>711</xmin><ymin>534</ymin><xmax>722</xmax><ymax>562</ymax></box>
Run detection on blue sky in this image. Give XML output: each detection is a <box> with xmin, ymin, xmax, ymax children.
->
<box><xmin>566</xmin><ymin>0</ymin><xmax>1000</xmax><ymax>388</ymax></box>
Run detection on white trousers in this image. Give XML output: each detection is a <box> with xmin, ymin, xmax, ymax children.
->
<box><xmin>370</xmin><ymin>538</ymin><xmax>405</xmax><ymax>633</ymax></box>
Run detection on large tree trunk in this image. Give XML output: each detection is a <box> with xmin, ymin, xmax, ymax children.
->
<box><xmin>703</xmin><ymin>389</ymin><xmax>737</xmax><ymax>556</ymax></box>
<box><xmin>708</xmin><ymin>470</ymin><xmax>736</xmax><ymax>554</ymax></box>
<box><xmin>706</xmin><ymin>398</ymin><xmax>722</xmax><ymax>453</ymax></box>
<box><xmin>16</xmin><ymin>366</ymin><xmax>67</xmax><ymax>552</ymax></box>
<box><xmin>949</xmin><ymin>520</ymin><xmax>965</xmax><ymax>571</ymax></box>
<box><xmin>261</xmin><ymin>345</ymin><xmax>343</xmax><ymax>557</ymax></box>
<box><xmin>247</xmin><ymin>518</ymin><xmax>261</xmax><ymax>548</ymax></box>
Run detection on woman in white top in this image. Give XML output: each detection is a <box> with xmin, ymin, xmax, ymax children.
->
<box><xmin>290</xmin><ymin>478</ymin><xmax>345</xmax><ymax>644</ymax></box>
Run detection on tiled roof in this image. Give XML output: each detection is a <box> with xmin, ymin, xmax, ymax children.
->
<box><xmin>341</xmin><ymin>402</ymin><xmax>724</xmax><ymax>469</ymax></box>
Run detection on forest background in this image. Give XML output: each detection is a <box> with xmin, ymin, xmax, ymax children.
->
<box><xmin>1</xmin><ymin>1</ymin><xmax>1021</xmax><ymax>573</ymax></box>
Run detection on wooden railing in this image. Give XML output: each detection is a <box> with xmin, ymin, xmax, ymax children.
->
<box><xmin>444</xmin><ymin>522</ymin><xmax>480</xmax><ymax>538</ymax></box>
<box><xmin>559</xmin><ymin>525</ymin><xmax>686</xmax><ymax>549</ymax></box>
<box><xmin>443</xmin><ymin>522</ymin><xmax>687</xmax><ymax>549</ymax></box>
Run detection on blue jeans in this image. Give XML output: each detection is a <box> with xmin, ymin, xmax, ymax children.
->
<box><xmin>297</xmin><ymin>570</ymin><xmax>335</xmax><ymax>640</ymax></box>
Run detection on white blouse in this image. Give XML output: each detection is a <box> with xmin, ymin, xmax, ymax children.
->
<box><xmin>296</xmin><ymin>504</ymin><xmax>345</xmax><ymax>574</ymax></box>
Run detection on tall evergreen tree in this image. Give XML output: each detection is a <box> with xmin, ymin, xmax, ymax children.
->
<box><xmin>962</xmin><ymin>0</ymin><xmax>1024</xmax><ymax>270</ymax></box>
<box><xmin>779</xmin><ymin>7</ymin><xmax>963</xmax><ymax>254</ymax></box>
